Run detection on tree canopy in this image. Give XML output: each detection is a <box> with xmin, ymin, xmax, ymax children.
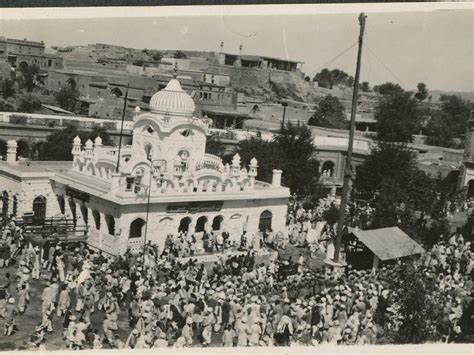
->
<box><xmin>373</xmin><ymin>82</ymin><xmax>404</xmax><ymax>97</ymax></box>
<box><xmin>54</xmin><ymin>85</ymin><xmax>80</xmax><ymax>112</ymax></box>
<box><xmin>238</xmin><ymin>122</ymin><xmax>319</xmax><ymax>196</ymax></box>
<box><xmin>17</xmin><ymin>94</ymin><xmax>42</xmax><ymax>113</ymax></box>
<box><xmin>307</xmin><ymin>95</ymin><xmax>348</xmax><ymax>129</ymax></box>
<box><xmin>17</xmin><ymin>63</ymin><xmax>40</xmax><ymax>93</ymax></box>
<box><xmin>313</xmin><ymin>68</ymin><xmax>354</xmax><ymax>89</ymax></box>
<box><xmin>375</xmin><ymin>90</ymin><xmax>423</xmax><ymax>143</ymax></box>
<box><xmin>1</xmin><ymin>78</ymin><xmax>16</xmax><ymax>99</ymax></box>
<box><xmin>37</xmin><ymin>124</ymin><xmax>113</xmax><ymax>161</ymax></box>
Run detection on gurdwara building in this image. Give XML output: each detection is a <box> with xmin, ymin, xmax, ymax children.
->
<box><xmin>0</xmin><ymin>77</ymin><xmax>290</xmax><ymax>255</ymax></box>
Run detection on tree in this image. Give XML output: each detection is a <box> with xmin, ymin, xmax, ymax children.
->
<box><xmin>360</xmin><ymin>81</ymin><xmax>371</xmax><ymax>92</ymax></box>
<box><xmin>17</xmin><ymin>94</ymin><xmax>42</xmax><ymax>113</ymax></box>
<box><xmin>238</xmin><ymin>122</ymin><xmax>320</xmax><ymax>196</ymax></box>
<box><xmin>414</xmin><ymin>82</ymin><xmax>428</xmax><ymax>101</ymax></box>
<box><xmin>18</xmin><ymin>63</ymin><xmax>40</xmax><ymax>92</ymax></box>
<box><xmin>38</xmin><ymin>124</ymin><xmax>112</xmax><ymax>161</ymax></box>
<box><xmin>16</xmin><ymin>139</ymin><xmax>31</xmax><ymax>159</ymax></box>
<box><xmin>1</xmin><ymin>78</ymin><xmax>15</xmax><ymax>99</ymax></box>
<box><xmin>307</xmin><ymin>95</ymin><xmax>348</xmax><ymax>129</ymax></box>
<box><xmin>151</xmin><ymin>51</ymin><xmax>163</xmax><ymax>62</ymax></box>
<box><xmin>424</xmin><ymin>95</ymin><xmax>473</xmax><ymax>148</ymax></box>
<box><xmin>354</xmin><ymin>142</ymin><xmax>437</xmax><ymax>229</ymax></box>
<box><xmin>174</xmin><ymin>50</ymin><xmax>187</xmax><ymax>59</ymax></box>
<box><xmin>373</xmin><ymin>82</ymin><xmax>404</xmax><ymax>96</ymax></box>
<box><xmin>272</xmin><ymin>122</ymin><xmax>320</xmax><ymax>195</ymax></box>
<box><xmin>375</xmin><ymin>91</ymin><xmax>423</xmax><ymax>143</ymax></box>
<box><xmin>205</xmin><ymin>134</ymin><xmax>226</xmax><ymax>159</ymax></box>
<box><xmin>0</xmin><ymin>139</ymin><xmax>7</xmax><ymax>160</ymax></box>
<box><xmin>382</xmin><ymin>261</ymin><xmax>442</xmax><ymax>343</ymax></box>
<box><xmin>313</xmin><ymin>68</ymin><xmax>354</xmax><ymax>89</ymax></box>
<box><xmin>55</xmin><ymin>85</ymin><xmax>80</xmax><ymax>112</ymax></box>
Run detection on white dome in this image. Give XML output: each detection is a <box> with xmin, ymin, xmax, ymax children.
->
<box><xmin>149</xmin><ymin>79</ymin><xmax>195</xmax><ymax>116</ymax></box>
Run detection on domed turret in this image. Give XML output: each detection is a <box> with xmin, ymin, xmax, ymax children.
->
<box><xmin>149</xmin><ymin>79</ymin><xmax>195</xmax><ymax>117</ymax></box>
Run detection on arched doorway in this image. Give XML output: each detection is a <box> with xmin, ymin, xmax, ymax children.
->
<box><xmin>195</xmin><ymin>216</ymin><xmax>208</xmax><ymax>233</ymax></box>
<box><xmin>12</xmin><ymin>196</ymin><xmax>17</xmax><ymax>217</ymax></box>
<box><xmin>212</xmin><ymin>215</ymin><xmax>224</xmax><ymax>231</ymax></box>
<box><xmin>66</xmin><ymin>78</ymin><xmax>77</xmax><ymax>90</ymax></box>
<box><xmin>69</xmin><ymin>200</ymin><xmax>77</xmax><ymax>225</ymax></box>
<box><xmin>33</xmin><ymin>196</ymin><xmax>47</xmax><ymax>224</ymax></box>
<box><xmin>105</xmin><ymin>215</ymin><xmax>115</xmax><ymax>235</ymax></box>
<box><xmin>80</xmin><ymin>205</ymin><xmax>88</xmax><ymax>225</ymax></box>
<box><xmin>468</xmin><ymin>180</ymin><xmax>474</xmax><ymax>198</ymax></box>
<box><xmin>322</xmin><ymin>161</ymin><xmax>335</xmax><ymax>177</ymax></box>
<box><xmin>2</xmin><ymin>191</ymin><xmax>9</xmax><ymax>220</ymax></box>
<box><xmin>258</xmin><ymin>210</ymin><xmax>273</xmax><ymax>232</ymax></box>
<box><xmin>18</xmin><ymin>61</ymin><xmax>29</xmax><ymax>74</ymax></box>
<box><xmin>92</xmin><ymin>210</ymin><xmax>101</xmax><ymax>230</ymax></box>
<box><xmin>57</xmin><ymin>195</ymin><xmax>65</xmax><ymax>215</ymax></box>
<box><xmin>130</xmin><ymin>218</ymin><xmax>146</xmax><ymax>238</ymax></box>
<box><xmin>178</xmin><ymin>217</ymin><xmax>192</xmax><ymax>234</ymax></box>
<box><xmin>111</xmin><ymin>87</ymin><xmax>123</xmax><ymax>98</ymax></box>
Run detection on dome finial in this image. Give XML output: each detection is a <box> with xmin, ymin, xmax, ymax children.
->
<box><xmin>173</xmin><ymin>62</ymin><xmax>178</xmax><ymax>79</ymax></box>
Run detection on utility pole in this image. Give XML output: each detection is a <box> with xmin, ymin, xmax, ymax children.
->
<box><xmin>282</xmin><ymin>102</ymin><xmax>288</xmax><ymax>127</ymax></box>
<box><xmin>142</xmin><ymin>159</ymin><xmax>153</xmax><ymax>264</ymax></box>
<box><xmin>115</xmin><ymin>83</ymin><xmax>129</xmax><ymax>173</ymax></box>
<box><xmin>333</xmin><ymin>13</ymin><xmax>367</xmax><ymax>263</ymax></box>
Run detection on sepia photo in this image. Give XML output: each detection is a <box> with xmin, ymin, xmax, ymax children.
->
<box><xmin>0</xmin><ymin>3</ymin><xmax>472</xmax><ymax>353</ymax></box>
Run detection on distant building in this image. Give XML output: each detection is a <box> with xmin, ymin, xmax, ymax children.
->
<box><xmin>217</xmin><ymin>42</ymin><xmax>303</xmax><ymax>72</ymax></box>
<box><xmin>0</xmin><ymin>36</ymin><xmax>63</xmax><ymax>75</ymax></box>
<box><xmin>459</xmin><ymin>112</ymin><xmax>474</xmax><ymax>196</ymax></box>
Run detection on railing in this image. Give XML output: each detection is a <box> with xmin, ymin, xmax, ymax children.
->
<box><xmin>195</xmin><ymin>153</ymin><xmax>224</xmax><ymax>172</ymax></box>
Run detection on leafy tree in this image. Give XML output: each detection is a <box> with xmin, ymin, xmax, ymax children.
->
<box><xmin>1</xmin><ymin>78</ymin><xmax>15</xmax><ymax>99</ymax></box>
<box><xmin>0</xmin><ymin>99</ymin><xmax>14</xmax><ymax>112</ymax></box>
<box><xmin>373</xmin><ymin>82</ymin><xmax>404</xmax><ymax>96</ymax></box>
<box><xmin>205</xmin><ymin>134</ymin><xmax>226</xmax><ymax>159</ymax></box>
<box><xmin>354</xmin><ymin>142</ymin><xmax>437</xmax><ymax>229</ymax></box>
<box><xmin>313</xmin><ymin>68</ymin><xmax>354</xmax><ymax>89</ymax></box>
<box><xmin>151</xmin><ymin>51</ymin><xmax>163</xmax><ymax>62</ymax></box>
<box><xmin>375</xmin><ymin>91</ymin><xmax>423</xmax><ymax>143</ymax></box>
<box><xmin>17</xmin><ymin>94</ymin><xmax>41</xmax><ymax>113</ymax></box>
<box><xmin>272</xmin><ymin>122</ymin><xmax>320</xmax><ymax>195</ymax></box>
<box><xmin>18</xmin><ymin>63</ymin><xmax>40</xmax><ymax>92</ymax></box>
<box><xmin>307</xmin><ymin>95</ymin><xmax>347</xmax><ymax>129</ymax></box>
<box><xmin>54</xmin><ymin>85</ymin><xmax>80</xmax><ymax>112</ymax></box>
<box><xmin>174</xmin><ymin>50</ymin><xmax>187</xmax><ymax>59</ymax></box>
<box><xmin>38</xmin><ymin>124</ymin><xmax>112</xmax><ymax>161</ymax></box>
<box><xmin>382</xmin><ymin>261</ymin><xmax>442</xmax><ymax>343</ymax></box>
<box><xmin>414</xmin><ymin>82</ymin><xmax>428</xmax><ymax>101</ymax></box>
<box><xmin>16</xmin><ymin>139</ymin><xmax>31</xmax><ymax>159</ymax></box>
<box><xmin>238</xmin><ymin>137</ymin><xmax>281</xmax><ymax>185</ymax></box>
<box><xmin>360</xmin><ymin>81</ymin><xmax>371</xmax><ymax>92</ymax></box>
<box><xmin>238</xmin><ymin>122</ymin><xmax>319</xmax><ymax>196</ymax></box>
<box><xmin>424</xmin><ymin>95</ymin><xmax>473</xmax><ymax>148</ymax></box>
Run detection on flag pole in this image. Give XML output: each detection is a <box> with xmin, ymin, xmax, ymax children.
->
<box><xmin>116</xmin><ymin>83</ymin><xmax>129</xmax><ymax>173</ymax></box>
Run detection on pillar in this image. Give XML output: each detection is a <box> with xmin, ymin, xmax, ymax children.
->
<box><xmin>6</xmin><ymin>140</ymin><xmax>17</xmax><ymax>164</ymax></box>
<box><xmin>272</xmin><ymin>169</ymin><xmax>282</xmax><ymax>187</ymax></box>
<box><xmin>75</xmin><ymin>202</ymin><xmax>85</xmax><ymax>227</ymax></box>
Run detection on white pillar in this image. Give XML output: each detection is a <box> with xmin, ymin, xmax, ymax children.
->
<box><xmin>272</xmin><ymin>169</ymin><xmax>282</xmax><ymax>187</ymax></box>
<box><xmin>6</xmin><ymin>140</ymin><xmax>17</xmax><ymax>164</ymax></box>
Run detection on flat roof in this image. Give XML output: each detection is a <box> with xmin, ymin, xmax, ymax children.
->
<box><xmin>350</xmin><ymin>227</ymin><xmax>425</xmax><ymax>261</ymax></box>
<box><xmin>0</xmin><ymin>161</ymin><xmax>72</xmax><ymax>178</ymax></box>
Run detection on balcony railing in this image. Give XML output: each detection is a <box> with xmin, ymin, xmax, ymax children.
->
<box><xmin>195</xmin><ymin>154</ymin><xmax>224</xmax><ymax>172</ymax></box>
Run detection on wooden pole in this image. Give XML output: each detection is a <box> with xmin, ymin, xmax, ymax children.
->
<box><xmin>334</xmin><ymin>13</ymin><xmax>367</xmax><ymax>263</ymax></box>
<box><xmin>115</xmin><ymin>83</ymin><xmax>129</xmax><ymax>173</ymax></box>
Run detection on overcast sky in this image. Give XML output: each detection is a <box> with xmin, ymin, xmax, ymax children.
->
<box><xmin>0</xmin><ymin>9</ymin><xmax>472</xmax><ymax>92</ymax></box>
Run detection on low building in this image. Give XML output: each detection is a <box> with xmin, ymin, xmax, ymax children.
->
<box><xmin>0</xmin><ymin>77</ymin><xmax>290</xmax><ymax>255</ymax></box>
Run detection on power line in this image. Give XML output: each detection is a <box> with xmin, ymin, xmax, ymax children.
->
<box><xmin>365</xmin><ymin>44</ymin><xmax>408</xmax><ymax>88</ymax></box>
<box><xmin>307</xmin><ymin>41</ymin><xmax>358</xmax><ymax>78</ymax></box>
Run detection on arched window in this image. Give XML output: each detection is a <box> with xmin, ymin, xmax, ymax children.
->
<box><xmin>80</xmin><ymin>205</ymin><xmax>88</xmax><ymax>225</ymax></box>
<box><xmin>468</xmin><ymin>180</ymin><xmax>474</xmax><ymax>198</ymax></box>
<box><xmin>33</xmin><ymin>196</ymin><xmax>47</xmax><ymax>224</ymax></box>
<box><xmin>92</xmin><ymin>210</ymin><xmax>101</xmax><ymax>230</ymax></box>
<box><xmin>129</xmin><ymin>218</ymin><xmax>146</xmax><ymax>239</ymax></box>
<box><xmin>105</xmin><ymin>215</ymin><xmax>115</xmax><ymax>235</ymax></box>
<box><xmin>144</xmin><ymin>144</ymin><xmax>152</xmax><ymax>160</ymax></box>
<box><xmin>12</xmin><ymin>196</ymin><xmax>17</xmax><ymax>217</ymax></box>
<box><xmin>195</xmin><ymin>216</ymin><xmax>208</xmax><ymax>233</ymax></box>
<box><xmin>322</xmin><ymin>161</ymin><xmax>335</xmax><ymax>177</ymax></box>
<box><xmin>69</xmin><ymin>200</ymin><xmax>77</xmax><ymax>225</ymax></box>
<box><xmin>66</xmin><ymin>78</ymin><xmax>77</xmax><ymax>90</ymax></box>
<box><xmin>258</xmin><ymin>210</ymin><xmax>273</xmax><ymax>232</ymax></box>
<box><xmin>212</xmin><ymin>215</ymin><xmax>224</xmax><ymax>231</ymax></box>
<box><xmin>57</xmin><ymin>195</ymin><xmax>65</xmax><ymax>215</ymax></box>
<box><xmin>111</xmin><ymin>87</ymin><xmax>123</xmax><ymax>98</ymax></box>
<box><xmin>178</xmin><ymin>217</ymin><xmax>192</xmax><ymax>234</ymax></box>
<box><xmin>2</xmin><ymin>191</ymin><xmax>9</xmax><ymax>219</ymax></box>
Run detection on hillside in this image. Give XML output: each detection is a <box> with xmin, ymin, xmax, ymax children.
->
<box><xmin>429</xmin><ymin>90</ymin><xmax>474</xmax><ymax>103</ymax></box>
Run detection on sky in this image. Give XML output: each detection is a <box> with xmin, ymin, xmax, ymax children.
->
<box><xmin>0</xmin><ymin>8</ymin><xmax>472</xmax><ymax>92</ymax></box>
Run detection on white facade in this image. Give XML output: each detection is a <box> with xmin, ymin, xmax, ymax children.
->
<box><xmin>0</xmin><ymin>77</ymin><xmax>290</xmax><ymax>255</ymax></box>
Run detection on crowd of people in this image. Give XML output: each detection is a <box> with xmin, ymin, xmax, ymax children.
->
<box><xmin>0</xmin><ymin>198</ymin><xmax>472</xmax><ymax>350</ymax></box>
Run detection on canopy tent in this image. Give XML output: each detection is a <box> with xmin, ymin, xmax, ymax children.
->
<box><xmin>349</xmin><ymin>226</ymin><xmax>425</xmax><ymax>261</ymax></box>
